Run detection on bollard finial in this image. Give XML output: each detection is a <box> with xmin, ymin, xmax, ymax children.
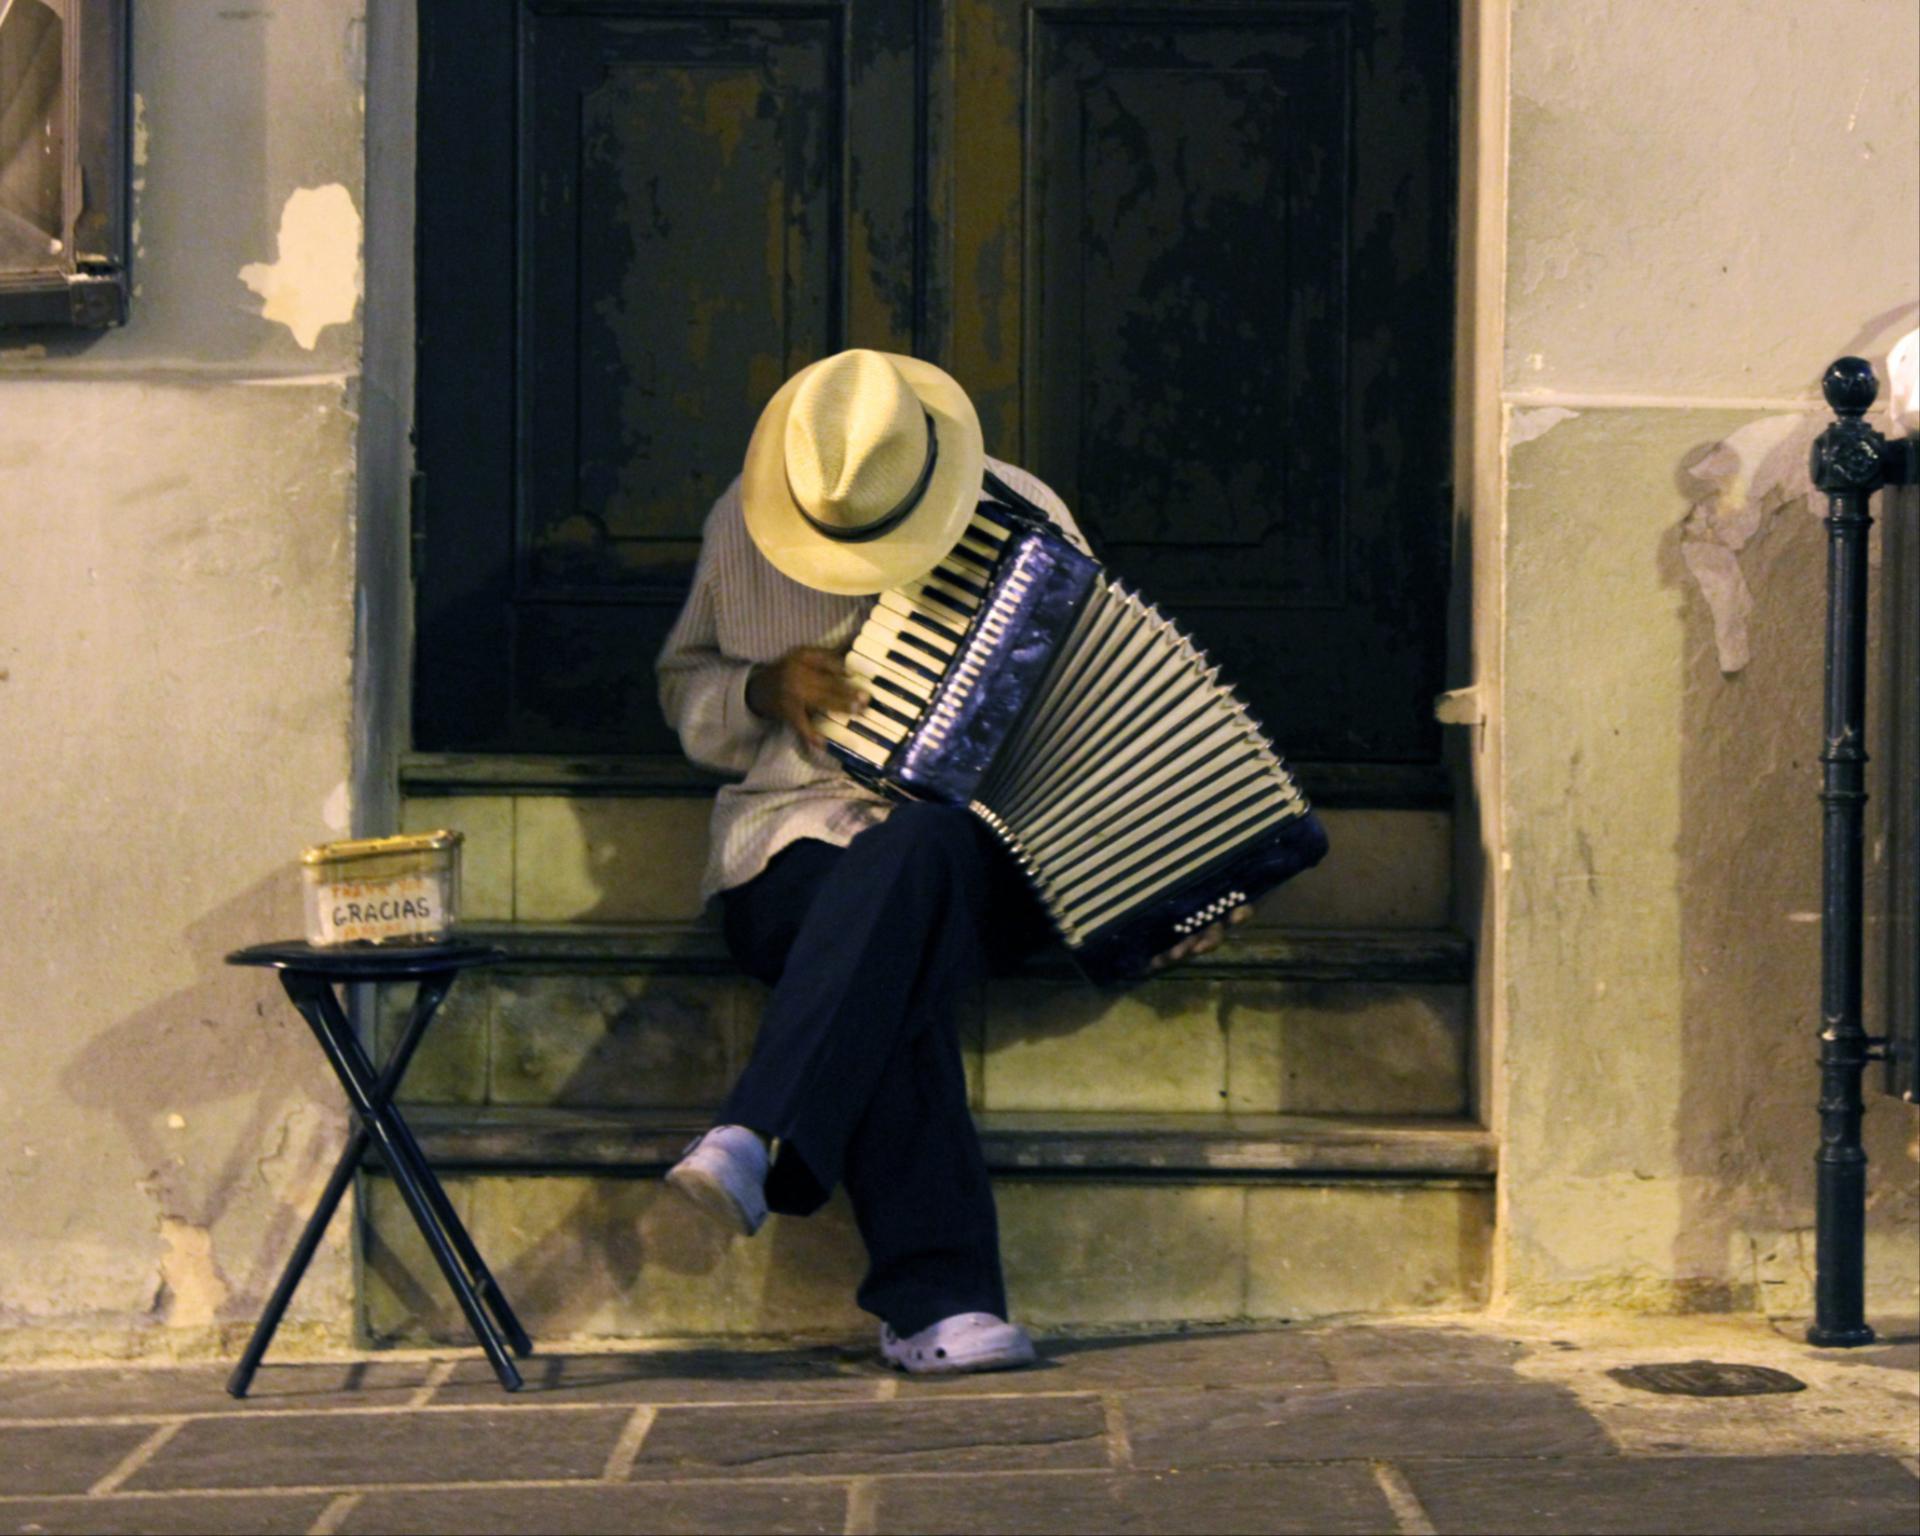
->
<box><xmin>1822</xmin><ymin>357</ymin><xmax>1878</xmax><ymax>418</ymax></box>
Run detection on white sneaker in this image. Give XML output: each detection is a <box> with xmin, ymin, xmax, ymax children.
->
<box><xmin>880</xmin><ymin>1312</ymin><xmax>1037</xmax><ymax>1375</ymax></box>
<box><xmin>664</xmin><ymin>1125</ymin><xmax>769</xmax><ymax>1237</ymax></box>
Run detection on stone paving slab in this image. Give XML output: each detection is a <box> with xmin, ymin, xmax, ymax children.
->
<box><xmin>0</xmin><ymin>1492</ymin><xmax>333</xmax><ymax>1534</ymax></box>
<box><xmin>1511</xmin><ymin>1315</ymin><xmax>1920</xmax><ymax>1459</ymax></box>
<box><xmin>1313</xmin><ymin>1325</ymin><xmax>1527</xmax><ymax>1386</ymax></box>
<box><xmin>1821</xmin><ymin>1335</ymin><xmax>1920</xmax><ymax>1375</ymax></box>
<box><xmin>433</xmin><ymin>1347</ymin><xmax>883</xmax><ymax>1405</ymax></box>
<box><xmin>1404</xmin><ymin>1454</ymin><xmax>1920</xmax><ymax>1535</ymax></box>
<box><xmin>894</xmin><ymin>1329</ymin><xmax>1339</xmax><ymax>1395</ymax></box>
<box><xmin>1123</xmin><ymin>1381</ymin><xmax>1614</xmax><ymax>1467</ymax></box>
<box><xmin>338</xmin><ymin>1481</ymin><xmax>849</xmax><ymax>1535</ymax></box>
<box><xmin>0</xmin><ymin>1363</ymin><xmax>431</xmax><ymax>1422</ymax></box>
<box><xmin>121</xmin><ymin>1408</ymin><xmax>634</xmax><ymax>1492</ymax></box>
<box><xmin>630</xmin><ymin>1397</ymin><xmax>1110</xmax><ymax>1479</ymax></box>
<box><xmin>0</xmin><ymin>1425</ymin><xmax>161</xmax><ymax>1497</ymax></box>
<box><xmin>869</xmin><ymin>1465</ymin><xmax>1398</xmax><ymax>1535</ymax></box>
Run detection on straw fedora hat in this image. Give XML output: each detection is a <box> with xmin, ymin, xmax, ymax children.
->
<box><xmin>742</xmin><ymin>348</ymin><xmax>985</xmax><ymax>595</ymax></box>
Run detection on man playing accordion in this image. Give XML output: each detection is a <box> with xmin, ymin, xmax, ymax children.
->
<box><xmin>657</xmin><ymin>349</ymin><xmax>1247</xmax><ymax>1373</ymax></box>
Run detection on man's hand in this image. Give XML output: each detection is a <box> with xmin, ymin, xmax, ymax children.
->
<box><xmin>1148</xmin><ymin>903</ymin><xmax>1254</xmax><ymax>973</ymax></box>
<box><xmin>746</xmin><ymin>647</ymin><xmax>869</xmax><ymax>750</ymax></box>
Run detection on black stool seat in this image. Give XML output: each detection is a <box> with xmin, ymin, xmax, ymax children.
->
<box><xmin>229</xmin><ymin>938</ymin><xmax>506</xmax><ymax>977</ymax></box>
<box><xmin>225</xmin><ymin>937</ymin><xmax>529</xmax><ymax>1396</ymax></box>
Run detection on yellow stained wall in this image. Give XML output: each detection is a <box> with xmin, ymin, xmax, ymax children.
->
<box><xmin>0</xmin><ymin>3</ymin><xmax>364</xmax><ymax>1357</ymax></box>
<box><xmin>1492</xmin><ymin>0</ymin><xmax>1920</xmax><ymax>1313</ymax></box>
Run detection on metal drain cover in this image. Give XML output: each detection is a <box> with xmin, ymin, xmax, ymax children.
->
<box><xmin>1607</xmin><ymin>1360</ymin><xmax>1807</xmax><ymax>1397</ymax></box>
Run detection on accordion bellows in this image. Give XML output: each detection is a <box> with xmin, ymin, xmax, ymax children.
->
<box><xmin>819</xmin><ymin>488</ymin><xmax>1329</xmax><ymax>983</ymax></box>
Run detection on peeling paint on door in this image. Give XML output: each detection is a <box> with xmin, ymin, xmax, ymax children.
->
<box><xmin>238</xmin><ymin>184</ymin><xmax>362</xmax><ymax>350</ymax></box>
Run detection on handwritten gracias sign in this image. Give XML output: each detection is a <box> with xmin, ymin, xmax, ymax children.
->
<box><xmin>311</xmin><ymin>875</ymin><xmax>449</xmax><ymax>945</ymax></box>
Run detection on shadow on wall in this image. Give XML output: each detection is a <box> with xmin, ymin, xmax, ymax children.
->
<box><xmin>56</xmin><ymin>867</ymin><xmax>347</xmax><ymax>1328</ymax></box>
<box><xmin>1670</xmin><ymin>392</ymin><xmax>1920</xmax><ymax>1317</ymax></box>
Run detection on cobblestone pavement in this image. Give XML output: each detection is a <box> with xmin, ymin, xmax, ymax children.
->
<box><xmin>1</xmin><ymin>1314</ymin><xmax>1914</xmax><ymax>1534</ymax></box>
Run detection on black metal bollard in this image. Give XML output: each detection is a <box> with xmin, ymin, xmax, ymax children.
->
<box><xmin>1805</xmin><ymin>357</ymin><xmax>1898</xmax><ymax>1348</ymax></box>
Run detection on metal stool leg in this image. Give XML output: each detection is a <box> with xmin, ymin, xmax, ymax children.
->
<box><xmin>363</xmin><ymin>976</ymin><xmax>531</xmax><ymax>1353</ymax></box>
<box><xmin>231</xmin><ymin>977</ymin><xmax>439</xmax><ymax>1397</ymax></box>
<box><xmin>378</xmin><ymin>1104</ymin><xmax>534</xmax><ymax>1357</ymax></box>
<box><xmin>227</xmin><ymin>1125</ymin><xmax>369</xmax><ymax>1398</ymax></box>
<box><xmin>336</xmin><ymin>974</ymin><xmax>533</xmax><ymax>1356</ymax></box>
<box><xmin>284</xmin><ymin>974</ymin><xmax>523</xmax><ymax>1392</ymax></box>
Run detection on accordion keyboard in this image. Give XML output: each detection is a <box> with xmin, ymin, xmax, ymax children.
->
<box><xmin>818</xmin><ymin>506</ymin><xmax>1015</xmax><ymax>767</ymax></box>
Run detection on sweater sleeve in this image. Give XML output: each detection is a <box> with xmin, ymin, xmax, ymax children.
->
<box><xmin>986</xmin><ymin>459</ymin><xmax>1093</xmax><ymax>556</ymax></box>
<box><xmin>656</xmin><ymin>487</ymin><xmax>772</xmax><ymax>777</ymax></box>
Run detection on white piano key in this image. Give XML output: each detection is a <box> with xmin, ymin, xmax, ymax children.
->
<box><xmin>818</xmin><ymin>715</ymin><xmax>890</xmax><ymax>766</ymax></box>
<box><xmin>879</xmin><ymin>588</ymin><xmax>966</xmax><ymax>644</ymax></box>
<box><xmin>828</xmin><ymin>705</ymin><xmax>907</xmax><ymax>743</ymax></box>
<box><xmin>939</xmin><ymin>547</ymin><xmax>995</xmax><ymax>586</ymax></box>
<box><xmin>852</xmin><ymin>632</ymin><xmax>944</xmax><ymax>684</ymax></box>
<box><xmin>956</xmin><ymin>533</ymin><xmax>1003</xmax><ymax>567</ymax></box>
<box><xmin>846</xmin><ymin>646</ymin><xmax>934</xmax><ymax>703</ymax></box>
<box><xmin>866</xmin><ymin>604</ymin><xmax>958</xmax><ymax>657</ymax></box>
<box><xmin>910</xmin><ymin>572</ymin><xmax>975</xmax><ymax>614</ymax></box>
<box><xmin>904</xmin><ymin>573</ymin><xmax>980</xmax><ymax>616</ymax></box>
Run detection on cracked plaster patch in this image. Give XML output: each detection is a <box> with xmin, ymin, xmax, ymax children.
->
<box><xmin>239</xmin><ymin>184</ymin><xmax>362</xmax><ymax>350</ymax></box>
<box><xmin>1510</xmin><ymin>405</ymin><xmax>1580</xmax><ymax>448</ymax></box>
<box><xmin>1679</xmin><ymin>413</ymin><xmax>1816</xmax><ymax>675</ymax></box>
<box><xmin>155</xmin><ymin>1216</ymin><xmax>229</xmax><ymax>1329</ymax></box>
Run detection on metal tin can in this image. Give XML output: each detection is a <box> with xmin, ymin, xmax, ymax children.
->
<box><xmin>300</xmin><ymin>830</ymin><xmax>463</xmax><ymax>946</ymax></box>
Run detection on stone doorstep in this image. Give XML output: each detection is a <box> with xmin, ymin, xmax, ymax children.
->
<box><xmin>397</xmin><ymin>1107</ymin><xmax>1496</xmax><ymax>1179</ymax></box>
<box><xmin>359</xmin><ymin>1160</ymin><xmax>1496</xmax><ymax>1342</ymax></box>
<box><xmin>408</xmin><ymin>792</ymin><xmax>1459</xmax><ymax>932</ymax></box>
<box><xmin>391</xmin><ymin>940</ymin><xmax>1475</xmax><ymax>1118</ymax></box>
<box><xmin>455</xmin><ymin>922</ymin><xmax>1474</xmax><ymax>983</ymax></box>
<box><xmin>398</xmin><ymin>751</ymin><xmax>1453</xmax><ymax>809</ymax></box>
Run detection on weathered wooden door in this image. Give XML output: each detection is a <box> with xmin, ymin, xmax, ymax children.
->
<box><xmin>415</xmin><ymin>0</ymin><xmax>1456</xmax><ymax>783</ymax></box>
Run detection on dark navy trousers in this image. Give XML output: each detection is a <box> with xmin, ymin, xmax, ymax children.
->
<box><xmin>718</xmin><ymin>803</ymin><xmax>1050</xmax><ymax>1335</ymax></box>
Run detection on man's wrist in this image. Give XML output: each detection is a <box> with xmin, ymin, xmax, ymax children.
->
<box><xmin>744</xmin><ymin>662</ymin><xmax>776</xmax><ymax>722</ymax></box>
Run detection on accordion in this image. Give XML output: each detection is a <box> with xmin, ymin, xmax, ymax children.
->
<box><xmin>818</xmin><ymin>476</ymin><xmax>1329</xmax><ymax>984</ymax></box>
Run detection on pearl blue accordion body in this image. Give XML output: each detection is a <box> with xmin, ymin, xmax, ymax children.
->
<box><xmin>818</xmin><ymin>481</ymin><xmax>1329</xmax><ymax>984</ymax></box>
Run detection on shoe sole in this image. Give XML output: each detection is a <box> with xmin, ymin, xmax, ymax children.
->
<box><xmin>883</xmin><ymin>1343</ymin><xmax>1037</xmax><ymax>1376</ymax></box>
<box><xmin>665</xmin><ymin>1164</ymin><xmax>759</xmax><ymax>1237</ymax></box>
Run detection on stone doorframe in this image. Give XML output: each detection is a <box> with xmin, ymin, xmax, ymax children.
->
<box><xmin>347</xmin><ymin>0</ymin><xmax>1516</xmax><ymax>1274</ymax></box>
<box><xmin>1451</xmin><ymin>0</ymin><xmax>1512</xmax><ymax>1290</ymax></box>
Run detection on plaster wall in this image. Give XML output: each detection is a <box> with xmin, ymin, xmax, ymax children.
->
<box><xmin>0</xmin><ymin>2</ymin><xmax>365</xmax><ymax>1357</ymax></box>
<box><xmin>1494</xmin><ymin>0</ymin><xmax>1920</xmax><ymax>1313</ymax></box>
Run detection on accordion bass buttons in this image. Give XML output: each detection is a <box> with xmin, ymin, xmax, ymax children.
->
<box><xmin>1172</xmin><ymin>889</ymin><xmax>1250</xmax><ymax>937</ymax></box>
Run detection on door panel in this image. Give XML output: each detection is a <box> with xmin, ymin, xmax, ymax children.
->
<box><xmin>524</xmin><ymin>13</ymin><xmax>842</xmax><ymax>593</ymax></box>
<box><xmin>1033</xmin><ymin>15</ymin><xmax>1347</xmax><ymax>606</ymax></box>
<box><xmin>945</xmin><ymin>0</ymin><xmax>1454</xmax><ymax>764</ymax></box>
